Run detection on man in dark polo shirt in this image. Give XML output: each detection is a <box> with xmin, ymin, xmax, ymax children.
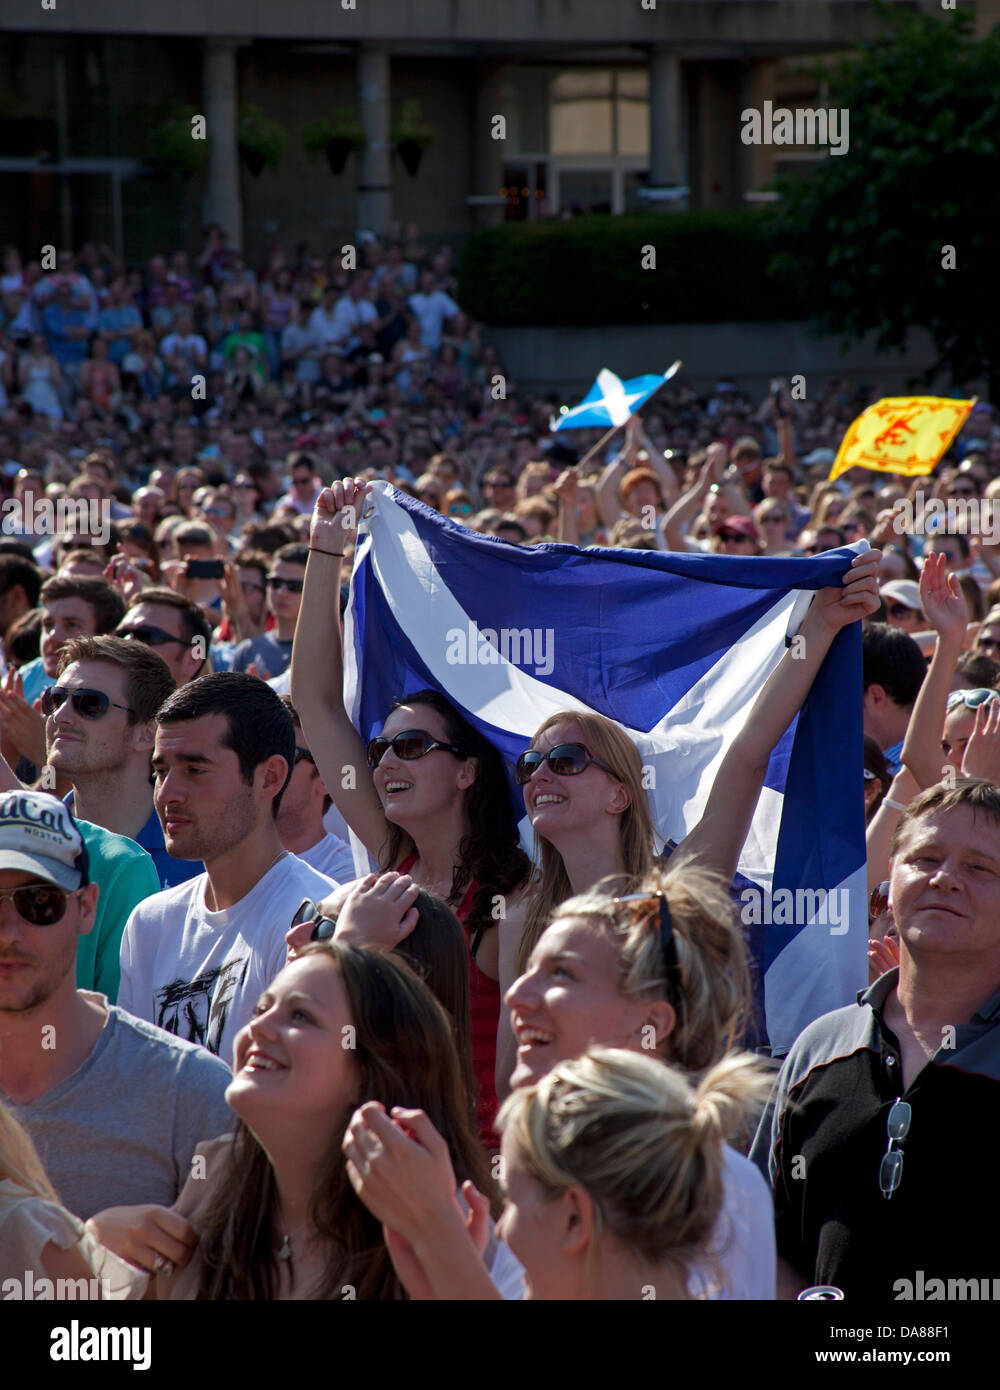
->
<box><xmin>751</xmin><ymin>778</ymin><xmax>1000</xmax><ymax>1299</ymax></box>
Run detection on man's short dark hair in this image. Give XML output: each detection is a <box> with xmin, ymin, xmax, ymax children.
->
<box><xmin>174</xmin><ymin>522</ymin><xmax>215</xmax><ymax>552</ymax></box>
<box><xmin>272</xmin><ymin>543</ymin><xmax>308</xmax><ymax>569</ymax></box>
<box><xmin>40</xmin><ymin>575</ymin><xmax>126</xmax><ymax>635</ymax></box>
<box><xmin>58</xmin><ymin>634</ymin><xmax>176</xmax><ymax>724</ymax></box>
<box><xmin>862</xmin><ymin>623</ymin><xmax>926</xmax><ymax>710</ymax></box>
<box><xmin>125</xmin><ymin>586</ymin><xmax>213</xmax><ymax>650</ymax></box>
<box><xmin>955</xmin><ymin>650</ymin><xmax>1000</xmax><ymax>689</ymax></box>
<box><xmin>155</xmin><ymin>672</ymin><xmax>295</xmax><ymax>816</ymax></box>
<box><xmin>0</xmin><ymin>554</ymin><xmax>42</xmax><ymax>607</ymax></box>
<box><xmin>232</xmin><ymin>547</ymin><xmax>271</xmax><ymax>585</ymax></box>
<box><xmin>239</xmin><ymin>521</ymin><xmax>296</xmax><ymax>555</ymax></box>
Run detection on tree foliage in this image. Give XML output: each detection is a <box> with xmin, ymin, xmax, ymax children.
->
<box><xmin>772</xmin><ymin>3</ymin><xmax>1000</xmax><ymax>397</ymax></box>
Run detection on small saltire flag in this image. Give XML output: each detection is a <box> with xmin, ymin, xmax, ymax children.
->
<box><xmin>554</xmin><ymin>361</ymin><xmax>681</xmax><ymax>432</ymax></box>
<box><xmin>829</xmin><ymin>395</ymin><xmax>976</xmax><ymax>481</ymax></box>
<box><xmin>343</xmin><ymin>483</ymin><xmax>868</xmax><ymax>1055</ymax></box>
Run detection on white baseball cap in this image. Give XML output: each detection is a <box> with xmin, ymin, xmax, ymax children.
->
<box><xmin>0</xmin><ymin>791</ymin><xmax>89</xmax><ymax>890</ymax></box>
<box><xmin>881</xmin><ymin>580</ymin><xmax>923</xmax><ymax>613</ymax></box>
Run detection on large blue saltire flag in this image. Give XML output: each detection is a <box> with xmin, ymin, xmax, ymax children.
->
<box><xmin>343</xmin><ymin>483</ymin><xmax>867</xmax><ymax>1055</ymax></box>
<box><xmin>553</xmin><ymin>362</ymin><xmax>681</xmax><ymax>431</ymax></box>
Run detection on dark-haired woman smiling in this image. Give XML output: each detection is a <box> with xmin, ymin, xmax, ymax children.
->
<box><xmin>291</xmin><ymin>478</ymin><xmax>531</xmax><ymax>1143</ymax></box>
<box><xmin>156</xmin><ymin>943</ymin><xmax>512</xmax><ymax>1300</ymax></box>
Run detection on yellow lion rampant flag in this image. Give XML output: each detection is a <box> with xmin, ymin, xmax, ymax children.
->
<box><xmin>829</xmin><ymin>396</ymin><xmax>976</xmax><ymax>481</ymax></box>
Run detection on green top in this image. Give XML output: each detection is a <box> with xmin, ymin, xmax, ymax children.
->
<box><xmin>74</xmin><ymin>819</ymin><xmax>160</xmax><ymax>1005</ymax></box>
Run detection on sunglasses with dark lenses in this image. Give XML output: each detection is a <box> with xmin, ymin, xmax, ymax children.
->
<box><xmin>869</xmin><ymin>879</ymin><xmax>891</xmax><ymax>922</ymax></box>
<box><xmin>267</xmin><ymin>577</ymin><xmax>305</xmax><ymax>593</ymax></box>
<box><xmin>515</xmin><ymin>742</ymin><xmax>619</xmax><ymax>787</ymax></box>
<box><xmin>0</xmin><ymin>883</ymin><xmax>72</xmax><ymax>926</ymax></box>
<box><xmin>887</xmin><ymin>604</ymin><xmax>916</xmax><ymax>620</ymax></box>
<box><xmin>366</xmin><ymin>729</ymin><xmax>464</xmax><ymax>770</ymax></box>
<box><xmin>116</xmin><ymin>624</ymin><xmax>188</xmax><ymax>649</ymax></box>
<box><xmin>946</xmin><ymin>687</ymin><xmax>1000</xmax><ymax>712</ymax></box>
<box><xmin>612</xmin><ymin>892</ymin><xmax>684</xmax><ymax>1013</ymax></box>
<box><xmin>879</xmin><ymin>1096</ymin><xmax>912</xmax><ymax>1200</ymax></box>
<box><xmin>42</xmin><ymin>686</ymin><xmax>134</xmax><ymax>721</ymax></box>
<box><xmin>293</xmin><ymin>747</ymin><xmax>315</xmax><ymax>766</ymax></box>
<box><xmin>290</xmin><ymin>897</ymin><xmax>335</xmax><ymax>942</ymax></box>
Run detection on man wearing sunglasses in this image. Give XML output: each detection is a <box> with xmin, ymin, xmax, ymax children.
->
<box><xmin>752</xmin><ymin>779</ymin><xmax>1000</xmax><ymax>1300</ymax></box>
<box><xmin>0</xmin><ymin>573</ymin><xmax>126</xmax><ymax>774</ymax></box>
<box><xmin>48</xmin><ymin>635</ymin><xmax>203</xmax><ymax>897</ymax></box>
<box><xmin>228</xmin><ymin>543</ymin><xmax>307</xmax><ymax>680</ymax></box>
<box><xmin>0</xmin><ymin>789</ymin><xmax>232</xmax><ymax>1273</ymax></box>
<box><xmin>116</xmin><ymin>588</ymin><xmax>212</xmax><ymax>688</ymax></box>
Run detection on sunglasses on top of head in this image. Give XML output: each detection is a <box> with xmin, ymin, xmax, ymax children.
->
<box><xmin>290</xmin><ymin>897</ymin><xmax>336</xmax><ymax>942</ymax></box>
<box><xmin>515</xmin><ymin>743</ymin><xmax>619</xmax><ymax>787</ymax></box>
<box><xmin>42</xmin><ymin>686</ymin><xmax>135</xmax><ymax>721</ymax></box>
<box><xmin>366</xmin><ymin>729</ymin><xmax>465</xmax><ymax>769</ymax></box>
<box><xmin>946</xmin><ymin>687</ymin><xmax>1000</xmax><ymax>712</ymax></box>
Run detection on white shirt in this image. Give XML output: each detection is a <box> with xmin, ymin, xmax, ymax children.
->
<box><xmin>161</xmin><ymin>331</ymin><xmax>207</xmax><ymax>364</ymax></box>
<box><xmin>687</xmin><ymin>1146</ymin><xmax>777</xmax><ymax>1300</ymax></box>
<box><xmin>309</xmin><ymin>304</ymin><xmax>344</xmax><ymax>349</ymax></box>
<box><xmin>296</xmin><ymin>833</ymin><xmax>356</xmax><ymax>885</ymax></box>
<box><xmin>118</xmin><ymin>854</ymin><xmax>336</xmax><ymax>1068</ymax></box>
<box><xmin>330</xmin><ymin>295</ymin><xmax>377</xmax><ymax>350</ymax></box>
<box><xmin>407</xmin><ymin>290</ymin><xmax>459</xmax><ymax>351</ymax></box>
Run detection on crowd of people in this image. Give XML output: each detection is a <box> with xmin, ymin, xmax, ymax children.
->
<box><xmin>1</xmin><ymin>227</ymin><xmax>999</xmax><ymax>1303</ymax></box>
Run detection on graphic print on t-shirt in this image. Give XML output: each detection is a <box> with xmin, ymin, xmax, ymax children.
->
<box><xmin>155</xmin><ymin>956</ymin><xmax>248</xmax><ymax>1056</ymax></box>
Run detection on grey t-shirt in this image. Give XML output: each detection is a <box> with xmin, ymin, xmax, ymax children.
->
<box><xmin>227</xmin><ymin>632</ymin><xmax>293</xmax><ymax>678</ymax></box>
<box><xmin>7</xmin><ymin>995</ymin><xmax>234</xmax><ymax>1220</ymax></box>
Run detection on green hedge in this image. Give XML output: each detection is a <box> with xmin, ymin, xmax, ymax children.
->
<box><xmin>457</xmin><ymin>211</ymin><xmax>805</xmax><ymax>327</ymax></box>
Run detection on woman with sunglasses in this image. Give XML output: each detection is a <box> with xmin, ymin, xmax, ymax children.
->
<box><xmin>754</xmin><ymin>500</ymin><xmax>794</xmax><ymax>556</ymax></box>
<box><xmin>291</xmin><ymin>478</ymin><xmax>532</xmax><ymax>1144</ymax></box>
<box><xmin>343</xmin><ymin>869</ymin><xmax>774</xmax><ymax>1299</ymax></box>
<box><xmin>155</xmin><ymin>942</ymin><xmax>510</xmax><ymax>1299</ymax></box>
<box><xmin>515</xmin><ymin>543</ymin><xmax>881</xmax><ymax>971</ymax></box>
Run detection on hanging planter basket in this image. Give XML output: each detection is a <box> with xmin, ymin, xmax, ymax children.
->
<box><xmin>325</xmin><ymin>137</ymin><xmax>356</xmax><ymax>175</ymax></box>
<box><xmin>396</xmin><ymin>139</ymin><xmax>425</xmax><ymax>178</ymax></box>
<box><xmin>241</xmin><ymin>148</ymin><xmax>267</xmax><ymax>178</ymax></box>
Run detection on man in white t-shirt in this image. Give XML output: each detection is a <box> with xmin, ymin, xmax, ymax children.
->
<box><xmin>118</xmin><ymin>673</ymin><xmax>337</xmax><ymax>1065</ymax></box>
<box><xmin>276</xmin><ymin>695</ymin><xmax>357</xmax><ymax>884</ymax></box>
<box><xmin>408</xmin><ymin>270</ymin><xmax>459</xmax><ymax>352</ymax></box>
<box><xmin>161</xmin><ymin>312</ymin><xmax>208</xmax><ymax>375</ymax></box>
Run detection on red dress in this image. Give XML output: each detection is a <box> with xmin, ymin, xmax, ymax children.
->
<box><xmin>399</xmin><ymin>854</ymin><xmax>499</xmax><ymax>1146</ymax></box>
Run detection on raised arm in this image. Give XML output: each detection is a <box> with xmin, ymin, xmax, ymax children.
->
<box><xmin>900</xmin><ymin>552</ymin><xmax>966</xmax><ymax>790</ymax></box>
<box><xmin>677</xmin><ymin>550</ymin><xmax>880</xmax><ymax>883</ymax></box>
<box><xmin>552</xmin><ymin>469</ymin><xmax>580</xmax><ymax>545</ymax></box>
<box><xmin>634</xmin><ymin>420</ymin><xmax>679</xmax><ymax>507</ymax></box>
<box><xmin>290</xmin><ymin>477</ymin><xmax>390</xmax><ymax>860</ymax></box>
<box><xmin>660</xmin><ymin>444</ymin><xmax>724</xmax><ymax>551</ymax></box>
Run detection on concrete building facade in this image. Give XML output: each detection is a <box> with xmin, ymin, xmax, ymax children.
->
<box><xmin>0</xmin><ymin>1</ymin><xmax>961</xmax><ymax>264</ymax></box>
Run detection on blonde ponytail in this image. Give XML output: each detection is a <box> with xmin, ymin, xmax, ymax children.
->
<box><xmin>498</xmin><ymin>1047</ymin><xmax>769</xmax><ymax>1277</ymax></box>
